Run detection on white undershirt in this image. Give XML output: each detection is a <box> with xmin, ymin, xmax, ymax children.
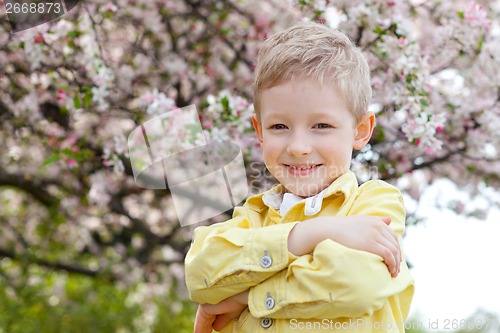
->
<box><xmin>279</xmin><ymin>192</ymin><xmax>305</xmax><ymax>216</ymax></box>
<box><xmin>263</xmin><ymin>188</ymin><xmax>327</xmax><ymax>217</ymax></box>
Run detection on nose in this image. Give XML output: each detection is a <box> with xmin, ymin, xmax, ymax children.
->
<box><xmin>287</xmin><ymin>132</ymin><xmax>312</xmax><ymax>156</ymax></box>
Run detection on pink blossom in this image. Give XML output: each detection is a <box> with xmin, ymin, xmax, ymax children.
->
<box><xmin>423</xmin><ymin>146</ymin><xmax>434</xmax><ymax>155</ymax></box>
<box><xmin>57</xmin><ymin>89</ymin><xmax>67</xmax><ymax>103</ymax></box>
<box><xmin>463</xmin><ymin>2</ymin><xmax>490</xmax><ymax>30</ymax></box>
<box><xmin>398</xmin><ymin>37</ymin><xmax>406</xmax><ymax>48</ymax></box>
<box><xmin>205</xmin><ymin>65</ymin><xmax>215</xmax><ymax>79</ymax></box>
<box><xmin>47</xmin><ymin>135</ymin><xmax>59</xmax><ymax>148</ymax></box>
<box><xmin>102</xmin><ymin>3</ymin><xmax>118</xmax><ymax>13</ymax></box>
<box><xmin>67</xmin><ymin>159</ymin><xmax>77</xmax><ymax>168</ymax></box>
<box><xmin>60</xmin><ymin>132</ymin><xmax>78</xmax><ymax>149</ymax></box>
<box><xmin>254</xmin><ymin>13</ymin><xmax>270</xmax><ymax>30</ymax></box>
<box><xmin>141</xmin><ymin>91</ymin><xmax>155</xmax><ymax>105</ymax></box>
<box><xmin>33</xmin><ymin>34</ymin><xmax>44</xmax><ymax>44</ymax></box>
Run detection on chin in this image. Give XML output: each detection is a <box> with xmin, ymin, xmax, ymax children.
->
<box><xmin>285</xmin><ymin>183</ymin><xmax>325</xmax><ymax>198</ymax></box>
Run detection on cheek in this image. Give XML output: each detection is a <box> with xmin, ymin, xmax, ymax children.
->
<box><xmin>261</xmin><ymin>146</ymin><xmax>276</xmax><ymax>167</ymax></box>
<box><xmin>262</xmin><ymin>141</ymin><xmax>281</xmax><ymax>157</ymax></box>
<box><xmin>324</xmin><ymin>145</ymin><xmax>352</xmax><ymax>163</ymax></box>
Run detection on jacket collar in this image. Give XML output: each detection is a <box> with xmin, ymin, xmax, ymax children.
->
<box><xmin>246</xmin><ymin>170</ymin><xmax>359</xmax><ymax>214</ymax></box>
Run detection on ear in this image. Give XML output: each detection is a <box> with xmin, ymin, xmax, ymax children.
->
<box><xmin>353</xmin><ymin>112</ymin><xmax>375</xmax><ymax>150</ymax></box>
<box><xmin>252</xmin><ymin>114</ymin><xmax>264</xmax><ymax>147</ymax></box>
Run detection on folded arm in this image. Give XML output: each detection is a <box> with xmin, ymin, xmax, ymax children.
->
<box><xmin>185</xmin><ymin>205</ymin><xmax>298</xmax><ymax>304</ymax></box>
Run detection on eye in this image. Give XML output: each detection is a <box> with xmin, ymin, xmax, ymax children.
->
<box><xmin>314</xmin><ymin>123</ymin><xmax>333</xmax><ymax>129</ymax></box>
<box><xmin>269</xmin><ymin>124</ymin><xmax>288</xmax><ymax>130</ymax></box>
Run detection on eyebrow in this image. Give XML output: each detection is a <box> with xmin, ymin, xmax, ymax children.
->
<box><xmin>309</xmin><ymin>111</ymin><xmax>340</xmax><ymax>119</ymax></box>
<box><xmin>263</xmin><ymin>110</ymin><xmax>340</xmax><ymax>121</ymax></box>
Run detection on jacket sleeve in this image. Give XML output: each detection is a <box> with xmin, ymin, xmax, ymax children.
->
<box><xmin>248</xmin><ymin>181</ymin><xmax>414</xmax><ymax>320</ymax></box>
<box><xmin>185</xmin><ymin>204</ymin><xmax>298</xmax><ymax>304</ymax></box>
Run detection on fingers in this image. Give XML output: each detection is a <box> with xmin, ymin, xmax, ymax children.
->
<box><xmin>381</xmin><ymin>218</ymin><xmax>402</xmax><ymax>272</ymax></box>
<box><xmin>334</xmin><ymin>215</ymin><xmax>403</xmax><ymax>278</ymax></box>
<box><xmin>195</xmin><ymin>297</ymin><xmax>247</xmax><ymax>332</ymax></box>
<box><xmin>381</xmin><ymin>216</ymin><xmax>391</xmax><ymax>225</ymax></box>
<box><xmin>213</xmin><ymin>313</ymin><xmax>236</xmax><ymax>331</ymax></box>
<box><xmin>377</xmin><ymin>232</ymin><xmax>401</xmax><ymax>277</ymax></box>
<box><xmin>375</xmin><ymin>241</ymin><xmax>396</xmax><ymax>277</ymax></box>
<box><xmin>377</xmin><ymin>216</ymin><xmax>401</xmax><ymax>276</ymax></box>
<box><xmin>194</xmin><ymin>305</ymin><xmax>216</xmax><ymax>333</ymax></box>
<box><xmin>202</xmin><ymin>297</ymin><xmax>240</xmax><ymax>314</ymax></box>
<box><xmin>376</xmin><ymin>237</ymin><xmax>400</xmax><ymax>277</ymax></box>
<box><xmin>381</xmin><ymin>226</ymin><xmax>400</xmax><ymax>260</ymax></box>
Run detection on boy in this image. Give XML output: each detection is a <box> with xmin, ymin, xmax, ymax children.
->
<box><xmin>185</xmin><ymin>22</ymin><xmax>414</xmax><ymax>332</ymax></box>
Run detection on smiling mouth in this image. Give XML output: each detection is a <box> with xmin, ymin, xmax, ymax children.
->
<box><xmin>285</xmin><ymin>164</ymin><xmax>320</xmax><ymax>170</ymax></box>
<box><xmin>284</xmin><ymin>164</ymin><xmax>322</xmax><ymax>176</ymax></box>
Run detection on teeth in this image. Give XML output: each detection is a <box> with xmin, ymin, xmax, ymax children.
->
<box><xmin>289</xmin><ymin>165</ymin><xmax>316</xmax><ymax>170</ymax></box>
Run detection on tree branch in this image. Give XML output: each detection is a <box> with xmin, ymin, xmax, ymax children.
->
<box><xmin>0</xmin><ymin>172</ymin><xmax>59</xmax><ymax>207</ymax></box>
<box><xmin>0</xmin><ymin>247</ymin><xmax>111</xmax><ymax>280</ymax></box>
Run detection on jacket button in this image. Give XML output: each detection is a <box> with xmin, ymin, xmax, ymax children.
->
<box><xmin>265</xmin><ymin>296</ymin><xmax>275</xmax><ymax>310</ymax></box>
<box><xmin>260</xmin><ymin>317</ymin><xmax>273</xmax><ymax>329</ymax></box>
<box><xmin>260</xmin><ymin>254</ymin><xmax>272</xmax><ymax>268</ymax></box>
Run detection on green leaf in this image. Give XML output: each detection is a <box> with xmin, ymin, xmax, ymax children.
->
<box><xmin>219</xmin><ymin>10</ymin><xmax>229</xmax><ymax>21</ymax></box>
<box><xmin>466</xmin><ymin>165</ymin><xmax>476</xmax><ymax>173</ymax></box>
<box><xmin>314</xmin><ymin>10</ymin><xmax>324</xmax><ymax>18</ymax></box>
<box><xmin>102</xmin><ymin>11</ymin><xmax>114</xmax><ymax>19</ymax></box>
<box><xmin>61</xmin><ymin>148</ymin><xmax>77</xmax><ymax>158</ymax></box>
<box><xmin>42</xmin><ymin>153</ymin><xmax>60</xmax><ymax>166</ymax></box>
<box><xmin>373</xmin><ymin>26</ymin><xmax>385</xmax><ymax>35</ymax></box>
<box><xmin>405</xmin><ymin>73</ymin><xmax>416</xmax><ymax>84</ymax></box>
<box><xmin>457</xmin><ymin>11</ymin><xmax>465</xmax><ymax>19</ymax></box>
<box><xmin>73</xmin><ymin>95</ymin><xmax>81</xmax><ymax>109</ymax></box>
<box><xmin>373</xmin><ymin>126</ymin><xmax>385</xmax><ymax>142</ymax></box>
<box><xmin>83</xmin><ymin>91</ymin><xmax>93</xmax><ymax>109</ymax></box>
<box><xmin>221</xmin><ymin>96</ymin><xmax>230</xmax><ymax>112</ymax></box>
<box><xmin>79</xmin><ymin>149</ymin><xmax>94</xmax><ymax>160</ymax></box>
<box><xmin>446</xmin><ymin>102</ymin><xmax>456</xmax><ymax>110</ymax></box>
<box><xmin>67</xmin><ymin>30</ymin><xmax>81</xmax><ymax>39</ymax></box>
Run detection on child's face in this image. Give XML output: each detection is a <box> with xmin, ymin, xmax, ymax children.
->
<box><xmin>252</xmin><ymin>78</ymin><xmax>373</xmax><ymax>197</ymax></box>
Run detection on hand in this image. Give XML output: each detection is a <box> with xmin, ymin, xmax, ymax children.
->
<box><xmin>194</xmin><ymin>291</ymin><xmax>249</xmax><ymax>333</ymax></box>
<box><xmin>288</xmin><ymin>215</ymin><xmax>401</xmax><ymax>277</ymax></box>
<box><xmin>330</xmin><ymin>216</ymin><xmax>401</xmax><ymax>277</ymax></box>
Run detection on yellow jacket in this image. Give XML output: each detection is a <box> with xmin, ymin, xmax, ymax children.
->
<box><xmin>185</xmin><ymin>171</ymin><xmax>414</xmax><ymax>332</ymax></box>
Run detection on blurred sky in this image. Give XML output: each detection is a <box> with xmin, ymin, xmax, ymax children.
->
<box><xmin>403</xmin><ymin>179</ymin><xmax>500</xmax><ymax>330</ymax></box>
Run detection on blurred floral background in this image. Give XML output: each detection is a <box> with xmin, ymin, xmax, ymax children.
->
<box><xmin>1</xmin><ymin>0</ymin><xmax>499</xmax><ymax>332</ymax></box>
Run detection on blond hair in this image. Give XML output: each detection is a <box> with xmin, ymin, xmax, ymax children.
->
<box><xmin>253</xmin><ymin>22</ymin><xmax>372</xmax><ymax>123</ymax></box>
